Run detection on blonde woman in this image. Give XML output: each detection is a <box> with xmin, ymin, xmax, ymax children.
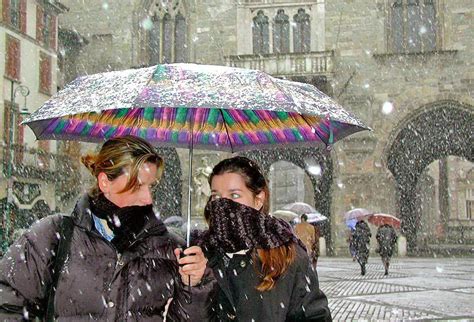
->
<box><xmin>0</xmin><ymin>136</ymin><xmax>206</xmax><ymax>321</ymax></box>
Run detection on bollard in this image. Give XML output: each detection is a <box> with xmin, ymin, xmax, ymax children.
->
<box><xmin>319</xmin><ymin>237</ymin><xmax>326</xmax><ymax>256</ymax></box>
<box><xmin>398</xmin><ymin>235</ymin><xmax>407</xmax><ymax>257</ymax></box>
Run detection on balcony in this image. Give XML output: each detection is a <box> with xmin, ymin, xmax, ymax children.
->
<box><xmin>225</xmin><ymin>51</ymin><xmax>334</xmax><ymax>78</ymax></box>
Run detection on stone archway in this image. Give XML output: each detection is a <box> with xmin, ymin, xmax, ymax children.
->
<box><xmin>154</xmin><ymin>147</ymin><xmax>182</xmax><ymax>218</ymax></box>
<box><xmin>241</xmin><ymin>147</ymin><xmax>334</xmax><ymax>252</ymax></box>
<box><xmin>386</xmin><ymin>100</ymin><xmax>473</xmax><ymax>253</ymax></box>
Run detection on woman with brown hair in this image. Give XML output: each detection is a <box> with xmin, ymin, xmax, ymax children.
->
<box><xmin>198</xmin><ymin>156</ymin><xmax>331</xmax><ymax>321</ymax></box>
<box><xmin>0</xmin><ymin>135</ymin><xmax>207</xmax><ymax>321</ymax></box>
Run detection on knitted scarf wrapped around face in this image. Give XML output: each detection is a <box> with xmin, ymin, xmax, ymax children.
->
<box><xmin>200</xmin><ymin>198</ymin><xmax>297</xmax><ymax>254</ymax></box>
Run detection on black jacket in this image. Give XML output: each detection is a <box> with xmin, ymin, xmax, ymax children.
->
<box><xmin>0</xmin><ymin>194</ymin><xmax>189</xmax><ymax>321</ymax></box>
<box><xmin>205</xmin><ymin>244</ymin><xmax>332</xmax><ymax>321</ymax></box>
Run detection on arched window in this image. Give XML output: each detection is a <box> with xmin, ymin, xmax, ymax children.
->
<box><xmin>162</xmin><ymin>13</ymin><xmax>172</xmax><ymax>63</ymax></box>
<box><xmin>174</xmin><ymin>12</ymin><xmax>186</xmax><ymax>63</ymax></box>
<box><xmin>293</xmin><ymin>8</ymin><xmax>311</xmax><ymax>53</ymax></box>
<box><xmin>149</xmin><ymin>14</ymin><xmax>161</xmax><ymax>64</ymax></box>
<box><xmin>390</xmin><ymin>0</ymin><xmax>437</xmax><ymax>53</ymax></box>
<box><xmin>252</xmin><ymin>10</ymin><xmax>269</xmax><ymax>54</ymax></box>
<box><xmin>273</xmin><ymin>9</ymin><xmax>289</xmax><ymax>54</ymax></box>
<box><xmin>146</xmin><ymin>9</ymin><xmax>187</xmax><ymax>64</ymax></box>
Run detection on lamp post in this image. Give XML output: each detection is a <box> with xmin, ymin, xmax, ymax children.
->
<box><xmin>1</xmin><ymin>81</ymin><xmax>30</xmax><ymax>253</ymax></box>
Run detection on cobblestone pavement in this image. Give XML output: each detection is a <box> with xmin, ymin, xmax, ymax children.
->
<box><xmin>317</xmin><ymin>257</ymin><xmax>474</xmax><ymax>321</ymax></box>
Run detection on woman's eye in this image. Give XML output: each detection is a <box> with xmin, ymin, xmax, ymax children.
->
<box><xmin>230</xmin><ymin>193</ymin><xmax>240</xmax><ymax>199</ymax></box>
<box><xmin>211</xmin><ymin>195</ymin><xmax>221</xmax><ymax>200</ymax></box>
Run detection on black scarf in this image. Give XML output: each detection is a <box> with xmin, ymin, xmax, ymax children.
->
<box><xmin>89</xmin><ymin>193</ymin><xmax>155</xmax><ymax>252</ymax></box>
<box><xmin>199</xmin><ymin>198</ymin><xmax>297</xmax><ymax>254</ymax></box>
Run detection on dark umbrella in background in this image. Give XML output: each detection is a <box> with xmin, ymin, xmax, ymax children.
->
<box><xmin>23</xmin><ymin>63</ymin><xmax>370</xmax><ymax>246</ymax></box>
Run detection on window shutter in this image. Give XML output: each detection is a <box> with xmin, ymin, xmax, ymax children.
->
<box><xmin>39</xmin><ymin>53</ymin><xmax>51</xmax><ymax>94</ymax></box>
<box><xmin>50</xmin><ymin>15</ymin><xmax>57</xmax><ymax>50</ymax></box>
<box><xmin>3</xmin><ymin>0</ymin><xmax>10</xmax><ymax>23</ymax></box>
<box><xmin>6</xmin><ymin>36</ymin><xmax>21</xmax><ymax>80</ymax></box>
<box><xmin>36</xmin><ymin>5</ymin><xmax>44</xmax><ymax>42</ymax></box>
<box><xmin>20</xmin><ymin>0</ymin><xmax>26</xmax><ymax>32</ymax></box>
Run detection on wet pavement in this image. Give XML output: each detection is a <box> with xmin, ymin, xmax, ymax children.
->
<box><xmin>317</xmin><ymin>257</ymin><xmax>474</xmax><ymax>321</ymax></box>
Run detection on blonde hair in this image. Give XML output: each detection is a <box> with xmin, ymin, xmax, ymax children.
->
<box><xmin>81</xmin><ymin>136</ymin><xmax>164</xmax><ymax>196</ymax></box>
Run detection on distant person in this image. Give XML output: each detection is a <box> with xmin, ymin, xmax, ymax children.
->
<box><xmin>353</xmin><ymin>220</ymin><xmax>371</xmax><ymax>275</ymax></box>
<box><xmin>347</xmin><ymin>228</ymin><xmax>357</xmax><ymax>261</ymax></box>
<box><xmin>376</xmin><ymin>224</ymin><xmax>398</xmax><ymax>275</ymax></box>
<box><xmin>295</xmin><ymin>214</ymin><xmax>320</xmax><ymax>268</ymax></box>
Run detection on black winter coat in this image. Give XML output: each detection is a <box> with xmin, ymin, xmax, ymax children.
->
<box><xmin>376</xmin><ymin>225</ymin><xmax>397</xmax><ymax>258</ymax></box>
<box><xmin>353</xmin><ymin>221</ymin><xmax>371</xmax><ymax>265</ymax></box>
<box><xmin>204</xmin><ymin>244</ymin><xmax>332</xmax><ymax>321</ymax></box>
<box><xmin>0</xmin><ymin>194</ymin><xmax>189</xmax><ymax>321</ymax></box>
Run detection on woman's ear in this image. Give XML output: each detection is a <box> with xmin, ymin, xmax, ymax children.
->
<box><xmin>255</xmin><ymin>191</ymin><xmax>266</xmax><ymax>211</ymax></box>
<box><xmin>97</xmin><ymin>172</ymin><xmax>110</xmax><ymax>194</ymax></box>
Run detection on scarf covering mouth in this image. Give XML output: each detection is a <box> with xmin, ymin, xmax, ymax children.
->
<box><xmin>89</xmin><ymin>193</ymin><xmax>158</xmax><ymax>252</ymax></box>
<box><xmin>199</xmin><ymin>198</ymin><xmax>297</xmax><ymax>253</ymax></box>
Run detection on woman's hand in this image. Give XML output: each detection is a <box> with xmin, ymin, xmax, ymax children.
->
<box><xmin>174</xmin><ymin>246</ymin><xmax>207</xmax><ymax>286</ymax></box>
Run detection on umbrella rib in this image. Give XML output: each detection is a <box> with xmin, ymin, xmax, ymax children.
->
<box><xmin>218</xmin><ymin>109</ymin><xmax>234</xmax><ymax>152</ymax></box>
<box><xmin>300</xmin><ymin>114</ymin><xmax>328</xmax><ymax>146</ymax></box>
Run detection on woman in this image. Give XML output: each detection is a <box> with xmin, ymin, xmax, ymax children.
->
<box><xmin>198</xmin><ymin>156</ymin><xmax>331</xmax><ymax>321</ymax></box>
<box><xmin>353</xmin><ymin>220</ymin><xmax>371</xmax><ymax>276</ymax></box>
<box><xmin>376</xmin><ymin>224</ymin><xmax>397</xmax><ymax>275</ymax></box>
<box><xmin>0</xmin><ymin>136</ymin><xmax>207</xmax><ymax>321</ymax></box>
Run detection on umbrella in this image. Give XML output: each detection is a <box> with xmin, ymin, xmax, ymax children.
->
<box><xmin>343</xmin><ymin>208</ymin><xmax>373</xmax><ymax>221</ymax></box>
<box><xmin>272</xmin><ymin>210</ymin><xmax>299</xmax><ymax>222</ymax></box>
<box><xmin>281</xmin><ymin>202</ymin><xmax>318</xmax><ymax>216</ymax></box>
<box><xmin>23</xmin><ymin>63</ymin><xmax>369</xmax><ymax>245</ymax></box>
<box><xmin>293</xmin><ymin>213</ymin><xmax>328</xmax><ymax>224</ymax></box>
<box><xmin>367</xmin><ymin>213</ymin><xmax>401</xmax><ymax>229</ymax></box>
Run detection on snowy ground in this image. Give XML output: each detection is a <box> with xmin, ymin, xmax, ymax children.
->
<box><xmin>317</xmin><ymin>257</ymin><xmax>474</xmax><ymax>321</ymax></box>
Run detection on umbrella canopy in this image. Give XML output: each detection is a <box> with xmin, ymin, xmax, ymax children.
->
<box><xmin>343</xmin><ymin>208</ymin><xmax>373</xmax><ymax>221</ymax></box>
<box><xmin>292</xmin><ymin>212</ymin><xmax>328</xmax><ymax>224</ymax></box>
<box><xmin>281</xmin><ymin>202</ymin><xmax>318</xmax><ymax>216</ymax></box>
<box><xmin>368</xmin><ymin>213</ymin><xmax>401</xmax><ymax>229</ymax></box>
<box><xmin>346</xmin><ymin>218</ymin><xmax>358</xmax><ymax>230</ymax></box>
<box><xmin>23</xmin><ymin>64</ymin><xmax>368</xmax><ymax>151</ymax></box>
<box><xmin>272</xmin><ymin>210</ymin><xmax>299</xmax><ymax>222</ymax></box>
<box><xmin>23</xmin><ymin>63</ymin><xmax>370</xmax><ymax>245</ymax></box>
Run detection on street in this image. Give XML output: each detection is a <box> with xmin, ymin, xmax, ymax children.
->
<box><xmin>318</xmin><ymin>257</ymin><xmax>474</xmax><ymax>321</ymax></box>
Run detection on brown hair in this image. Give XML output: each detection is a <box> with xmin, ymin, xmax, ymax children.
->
<box><xmin>208</xmin><ymin>156</ymin><xmax>296</xmax><ymax>291</ymax></box>
<box><xmin>81</xmin><ymin>135</ymin><xmax>164</xmax><ymax>196</ymax></box>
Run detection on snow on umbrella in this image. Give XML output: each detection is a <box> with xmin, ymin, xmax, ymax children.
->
<box><xmin>272</xmin><ymin>210</ymin><xmax>299</xmax><ymax>222</ymax></box>
<box><xmin>343</xmin><ymin>208</ymin><xmax>373</xmax><ymax>221</ymax></box>
<box><xmin>281</xmin><ymin>202</ymin><xmax>318</xmax><ymax>216</ymax></box>
<box><xmin>23</xmin><ymin>63</ymin><xmax>370</xmax><ymax>245</ymax></box>
<box><xmin>293</xmin><ymin>212</ymin><xmax>328</xmax><ymax>224</ymax></box>
<box><xmin>367</xmin><ymin>213</ymin><xmax>401</xmax><ymax>229</ymax></box>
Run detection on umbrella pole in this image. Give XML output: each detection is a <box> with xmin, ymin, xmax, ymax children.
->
<box><xmin>186</xmin><ymin>144</ymin><xmax>193</xmax><ymax>248</ymax></box>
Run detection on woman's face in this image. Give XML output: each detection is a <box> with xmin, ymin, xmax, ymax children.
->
<box><xmin>210</xmin><ymin>172</ymin><xmax>264</xmax><ymax>211</ymax></box>
<box><xmin>99</xmin><ymin>162</ymin><xmax>158</xmax><ymax>208</ymax></box>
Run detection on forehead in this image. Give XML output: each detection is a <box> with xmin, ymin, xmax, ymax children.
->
<box><xmin>211</xmin><ymin>172</ymin><xmax>247</xmax><ymax>190</ymax></box>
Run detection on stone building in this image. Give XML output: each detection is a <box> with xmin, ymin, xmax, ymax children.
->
<box><xmin>0</xmin><ymin>0</ymin><xmax>80</xmax><ymax>248</ymax></box>
<box><xmin>53</xmin><ymin>0</ymin><xmax>473</xmax><ymax>254</ymax></box>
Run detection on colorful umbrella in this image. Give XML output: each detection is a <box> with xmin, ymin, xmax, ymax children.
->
<box><xmin>23</xmin><ymin>63</ymin><xmax>370</xmax><ymax>245</ymax></box>
<box><xmin>367</xmin><ymin>213</ymin><xmax>401</xmax><ymax>229</ymax></box>
<box><xmin>343</xmin><ymin>208</ymin><xmax>373</xmax><ymax>221</ymax></box>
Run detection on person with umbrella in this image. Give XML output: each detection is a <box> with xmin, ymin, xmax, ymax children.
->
<box><xmin>0</xmin><ymin>136</ymin><xmax>207</xmax><ymax>320</ymax></box>
<box><xmin>375</xmin><ymin>224</ymin><xmax>398</xmax><ymax>275</ymax></box>
<box><xmin>197</xmin><ymin>156</ymin><xmax>331</xmax><ymax>321</ymax></box>
<box><xmin>294</xmin><ymin>214</ymin><xmax>320</xmax><ymax>268</ymax></box>
<box><xmin>353</xmin><ymin>220</ymin><xmax>372</xmax><ymax>276</ymax></box>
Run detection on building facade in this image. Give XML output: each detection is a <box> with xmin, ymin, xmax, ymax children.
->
<box><xmin>0</xmin><ymin>0</ymin><xmax>79</xmax><ymax>247</ymax></box>
<box><xmin>54</xmin><ymin>0</ymin><xmax>473</xmax><ymax>254</ymax></box>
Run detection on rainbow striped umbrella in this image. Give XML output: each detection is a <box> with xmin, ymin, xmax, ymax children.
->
<box><xmin>23</xmin><ymin>63</ymin><xmax>368</xmax><ymax>151</ymax></box>
<box><xmin>23</xmin><ymin>63</ymin><xmax>369</xmax><ymax>245</ymax></box>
